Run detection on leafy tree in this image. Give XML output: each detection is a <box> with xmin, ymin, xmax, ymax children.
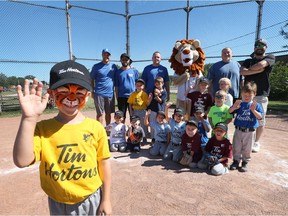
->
<box><xmin>7</xmin><ymin>76</ymin><xmax>19</xmax><ymax>86</ymax></box>
<box><xmin>24</xmin><ymin>75</ymin><xmax>36</xmax><ymax>80</ymax></box>
<box><xmin>203</xmin><ymin>63</ymin><xmax>213</xmax><ymax>77</ymax></box>
<box><xmin>269</xmin><ymin>61</ymin><xmax>288</xmax><ymax>100</ymax></box>
<box><xmin>280</xmin><ymin>23</ymin><xmax>288</xmax><ymax>48</ymax></box>
<box><xmin>0</xmin><ymin>73</ymin><xmax>8</xmax><ymax>87</ymax></box>
<box><xmin>17</xmin><ymin>77</ymin><xmax>25</xmax><ymax>87</ymax></box>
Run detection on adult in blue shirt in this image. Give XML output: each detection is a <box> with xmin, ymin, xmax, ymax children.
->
<box><xmin>141</xmin><ymin>51</ymin><xmax>170</xmax><ymax>101</ymax></box>
<box><xmin>115</xmin><ymin>53</ymin><xmax>139</xmax><ymax>121</ymax></box>
<box><xmin>90</xmin><ymin>48</ymin><xmax>117</xmax><ymax>125</ymax></box>
<box><xmin>207</xmin><ymin>47</ymin><xmax>241</xmax><ymax>101</ymax></box>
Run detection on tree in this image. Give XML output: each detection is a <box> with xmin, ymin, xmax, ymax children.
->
<box><xmin>6</xmin><ymin>76</ymin><xmax>18</xmax><ymax>86</ymax></box>
<box><xmin>203</xmin><ymin>63</ymin><xmax>213</xmax><ymax>77</ymax></box>
<box><xmin>24</xmin><ymin>75</ymin><xmax>36</xmax><ymax>80</ymax></box>
<box><xmin>269</xmin><ymin>61</ymin><xmax>288</xmax><ymax>100</ymax></box>
<box><xmin>280</xmin><ymin>23</ymin><xmax>288</xmax><ymax>48</ymax></box>
<box><xmin>0</xmin><ymin>73</ymin><xmax>8</xmax><ymax>87</ymax></box>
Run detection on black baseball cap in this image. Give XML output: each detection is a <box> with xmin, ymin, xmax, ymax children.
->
<box><xmin>174</xmin><ymin>107</ymin><xmax>184</xmax><ymax>116</ymax></box>
<box><xmin>130</xmin><ymin>115</ymin><xmax>140</xmax><ymax>122</ymax></box>
<box><xmin>136</xmin><ymin>79</ymin><xmax>145</xmax><ymax>85</ymax></box>
<box><xmin>193</xmin><ymin>106</ymin><xmax>204</xmax><ymax>113</ymax></box>
<box><xmin>255</xmin><ymin>38</ymin><xmax>267</xmax><ymax>47</ymax></box>
<box><xmin>214</xmin><ymin>122</ymin><xmax>228</xmax><ymax>132</ymax></box>
<box><xmin>115</xmin><ymin>110</ymin><xmax>124</xmax><ymax>117</ymax></box>
<box><xmin>157</xmin><ymin>111</ymin><xmax>166</xmax><ymax>118</ymax></box>
<box><xmin>186</xmin><ymin>119</ymin><xmax>198</xmax><ymax>127</ymax></box>
<box><xmin>120</xmin><ymin>53</ymin><xmax>131</xmax><ymax>60</ymax></box>
<box><xmin>49</xmin><ymin>60</ymin><xmax>92</xmax><ymax>91</ymax></box>
<box><xmin>198</xmin><ymin>77</ymin><xmax>209</xmax><ymax>84</ymax></box>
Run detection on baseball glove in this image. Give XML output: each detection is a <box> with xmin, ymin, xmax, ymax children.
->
<box><xmin>179</xmin><ymin>153</ymin><xmax>193</xmax><ymax>166</ymax></box>
<box><xmin>206</xmin><ymin>155</ymin><xmax>219</xmax><ymax>166</ymax></box>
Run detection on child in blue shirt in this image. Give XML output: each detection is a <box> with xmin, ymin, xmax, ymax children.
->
<box><xmin>144</xmin><ymin>109</ymin><xmax>171</xmax><ymax>156</ymax></box>
<box><xmin>228</xmin><ymin>82</ymin><xmax>263</xmax><ymax>172</ymax></box>
<box><xmin>163</xmin><ymin>104</ymin><xmax>186</xmax><ymax>162</ymax></box>
<box><xmin>191</xmin><ymin>106</ymin><xmax>211</xmax><ymax>149</ymax></box>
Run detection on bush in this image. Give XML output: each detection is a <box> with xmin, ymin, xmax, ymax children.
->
<box><xmin>269</xmin><ymin>61</ymin><xmax>288</xmax><ymax>100</ymax></box>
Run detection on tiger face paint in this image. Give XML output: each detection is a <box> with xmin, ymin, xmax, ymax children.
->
<box><xmin>52</xmin><ymin>84</ymin><xmax>89</xmax><ymax>110</ymax></box>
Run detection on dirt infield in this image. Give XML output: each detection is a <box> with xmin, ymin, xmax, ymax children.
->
<box><xmin>1</xmin><ymin>110</ymin><xmax>288</xmax><ymax>215</ymax></box>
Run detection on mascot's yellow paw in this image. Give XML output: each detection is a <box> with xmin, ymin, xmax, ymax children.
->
<box><xmin>169</xmin><ymin>39</ymin><xmax>205</xmax><ymax>77</ymax></box>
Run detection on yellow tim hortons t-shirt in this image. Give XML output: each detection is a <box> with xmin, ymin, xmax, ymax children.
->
<box><xmin>33</xmin><ymin>117</ymin><xmax>110</xmax><ymax>204</ymax></box>
<box><xmin>127</xmin><ymin>90</ymin><xmax>149</xmax><ymax>110</ymax></box>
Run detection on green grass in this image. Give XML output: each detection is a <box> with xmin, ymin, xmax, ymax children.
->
<box><xmin>267</xmin><ymin>100</ymin><xmax>288</xmax><ymax>113</ymax></box>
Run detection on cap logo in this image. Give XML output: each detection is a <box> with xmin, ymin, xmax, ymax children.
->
<box><xmin>59</xmin><ymin>67</ymin><xmax>84</xmax><ymax>75</ymax></box>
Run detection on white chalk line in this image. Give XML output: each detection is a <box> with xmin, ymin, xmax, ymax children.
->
<box><xmin>2</xmin><ymin>151</ymin><xmax>287</xmax><ymax>188</ymax></box>
<box><xmin>0</xmin><ymin>164</ymin><xmax>38</xmax><ymax>176</ymax></box>
<box><xmin>254</xmin><ymin>150</ymin><xmax>288</xmax><ymax>188</ymax></box>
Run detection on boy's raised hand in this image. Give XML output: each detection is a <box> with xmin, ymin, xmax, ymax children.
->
<box><xmin>233</xmin><ymin>99</ymin><xmax>242</xmax><ymax>109</ymax></box>
<box><xmin>17</xmin><ymin>79</ymin><xmax>49</xmax><ymax>118</ymax></box>
<box><xmin>250</xmin><ymin>100</ymin><xmax>257</xmax><ymax>111</ymax></box>
<box><xmin>166</xmin><ymin>102</ymin><xmax>173</xmax><ymax>109</ymax></box>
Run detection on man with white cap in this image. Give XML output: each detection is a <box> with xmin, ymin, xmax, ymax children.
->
<box><xmin>240</xmin><ymin>38</ymin><xmax>275</xmax><ymax>153</ymax></box>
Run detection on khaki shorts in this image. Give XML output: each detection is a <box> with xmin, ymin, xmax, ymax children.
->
<box><xmin>94</xmin><ymin>95</ymin><xmax>115</xmax><ymax>115</ymax></box>
<box><xmin>254</xmin><ymin>96</ymin><xmax>268</xmax><ymax>126</ymax></box>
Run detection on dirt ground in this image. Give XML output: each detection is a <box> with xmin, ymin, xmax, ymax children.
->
<box><xmin>1</xmin><ymin>110</ymin><xmax>288</xmax><ymax>215</ymax></box>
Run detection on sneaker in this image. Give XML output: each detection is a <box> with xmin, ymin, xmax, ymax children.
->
<box><xmin>252</xmin><ymin>142</ymin><xmax>260</xmax><ymax>153</ymax></box>
<box><xmin>239</xmin><ymin>161</ymin><xmax>248</xmax><ymax>172</ymax></box>
<box><xmin>134</xmin><ymin>146</ymin><xmax>140</xmax><ymax>153</ymax></box>
<box><xmin>230</xmin><ymin>160</ymin><xmax>239</xmax><ymax>170</ymax></box>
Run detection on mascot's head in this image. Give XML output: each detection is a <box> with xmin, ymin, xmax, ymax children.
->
<box><xmin>169</xmin><ymin>39</ymin><xmax>205</xmax><ymax>77</ymax></box>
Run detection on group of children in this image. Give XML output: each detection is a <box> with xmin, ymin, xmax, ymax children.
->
<box><xmin>107</xmin><ymin>75</ymin><xmax>264</xmax><ymax>176</ymax></box>
<box><xmin>13</xmin><ymin>60</ymin><xmax>264</xmax><ymax>214</ymax></box>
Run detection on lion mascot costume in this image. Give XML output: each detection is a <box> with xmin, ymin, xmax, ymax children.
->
<box><xmin>169</xmin><ymin>39</ymin><xmax>205</xmax><ymax>119</ymax></box>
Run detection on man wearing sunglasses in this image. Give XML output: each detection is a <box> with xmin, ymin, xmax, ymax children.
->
<box><xmin>240</xmin><ymin>39</ymin><xmax>275</xmax><ymax>153</ymax></box>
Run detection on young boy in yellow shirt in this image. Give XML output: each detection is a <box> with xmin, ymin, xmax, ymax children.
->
<box><xmin>128</xmin><ymin>78</ymin><xmax>149</xmax><ymax>142</ymax></box>
<box><xmin>13</xmin><ymin>60</ymin><xmax>112</xmax><ymax>215</ymax></box>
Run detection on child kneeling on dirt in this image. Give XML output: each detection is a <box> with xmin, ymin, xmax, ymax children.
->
<box><xmin>106</xmin><ymin>110</ymin><xmax>128</xmax><ymax>152</ymax></box>
<box><xmin>144</xmin><ymin>110</ymin><xmax>171</xmax><ymax>156</ymax></box>
<box><xmin>163</xmin><ymin>104</ymin><xmax>186</xmax><ymax>162</ymax></box>
<box><xmin>198</xmin><ymin>122</ymin><xmax>232</xmax><ymax>176</ymax></box>
<box><xmin>126</xmin><ymin>115</ymin><xmax>145</xmax><ymax>152</ymax></box>
<box><xmin>179</xmin><ymin>120</ymin><xmax>202</xmax><ymax>168</ymax></box>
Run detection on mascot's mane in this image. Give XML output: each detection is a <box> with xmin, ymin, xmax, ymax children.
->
<box><xmin>169</xmin><ymin>39</ymin><xmax>205</xmax><ymax>76</ymax></box>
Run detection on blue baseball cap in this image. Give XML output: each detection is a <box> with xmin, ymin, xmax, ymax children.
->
<box><xmin>102</xmin><ymin>48</ymin><xmax>111</xmax><ymax>55</ymax></box>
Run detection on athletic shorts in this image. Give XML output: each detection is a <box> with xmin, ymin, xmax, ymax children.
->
<box><xmin>254</xmin><ymin>96</ymin><xmax>268</xmax><ymax>126</ymax></box>
<box><xmin>48</xmin><ymin>188</ymin><xmax>101</xmax><ymax>215</ymax></box>
<box><xmin>94</xmin><ymin>95</ymin><xmax>115</xmax><ymax>115</ymax></box>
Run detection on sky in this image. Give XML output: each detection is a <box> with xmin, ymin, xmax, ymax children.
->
<box><xmin>1</xmin><ymin>0</ymin><xmax>288</xmax><ymax>83</ymax></box>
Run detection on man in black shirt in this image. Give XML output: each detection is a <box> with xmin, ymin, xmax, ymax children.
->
<box><xmin>240</xmin><ymin>39</ymin><xmax>275</xmax><ymax>153</ymax></box>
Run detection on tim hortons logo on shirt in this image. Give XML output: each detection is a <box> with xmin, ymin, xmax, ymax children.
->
<box><xmin>45</xmin><ymin>143</ymin><xmax>97</xmax><ymax>181</ymax></box>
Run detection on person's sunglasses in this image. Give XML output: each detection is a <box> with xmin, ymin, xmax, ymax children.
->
<box><xmin>255</xmin><ymin>43</ymin><xmax>266</xmax><ymax>49</ymax></box>
<box><xmin>215</xmin><ymin>95</ymin><xmax>224</xmax><ymax>99</ymax></box>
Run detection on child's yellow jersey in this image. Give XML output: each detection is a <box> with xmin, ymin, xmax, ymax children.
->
<box><xmin>33</xmin><ymin>117</ymin><xmax>110</xmax><ymax>204</ymax></box>
<box><xmin>127</xmin><ymin>90</ymin><xmax>149</xmax><ymax>110</ymax></box>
